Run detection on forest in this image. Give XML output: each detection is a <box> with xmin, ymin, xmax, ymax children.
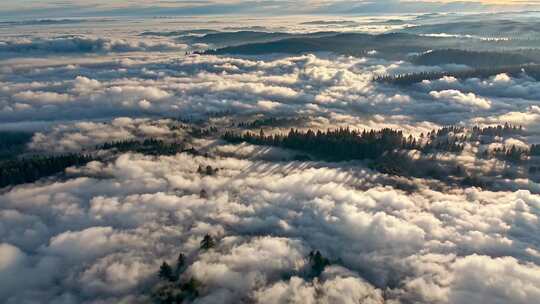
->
<box><xmin>150</xmin><ymin>234</ymin><xmax>331</xmax><ymax>304</ymax></box>
<box><xmin>374</xmin><ymin>63</ymin><xmax>540</xmax><ymax>85</ymax></box>
<box><xmin>0</xmin><ymin>124</ymin><xmax>532</xmax><ymax>190</ymax></box>
<box><xmin>223</xmin><ymin>127</ymin><xmax>464</xmax><ymax>161</ymax></box>
<box><xmin>223</xmin><ymin>124</ymin><xmax>528</xmax><ymax>161</ymax></box>
<box><xmin>0</xmin><ymin>131</ymin><xmax>33</xmax><ymax>161</ymax></box>
<box><xmin>98</xmin><ymin>139</ymin><xmax>186</xmax><ymax>156</ymax></box>
<box><xmin>410</xmin><ymin>49</ymin><xmax>540</xmax><ymax>68</ymax></box>
<box><xmin>0</xmin><ymin>154</ymin><xmax>93</xmax><ymax>188</ymax></box>
<box><xmin>202</xmin><ymin>31</ymin><xmax>540</xmax><ymax>59</ymax></box>
<box><xmin>0</xmin><ymin>138</ymin><xmax>191</xmax><ymax>188</ymax></box>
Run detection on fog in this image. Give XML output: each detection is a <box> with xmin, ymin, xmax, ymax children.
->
<box><xmin>2</xmin><ymin>10</ymin><xmax>540</xmax><ymax>304</ymax></box>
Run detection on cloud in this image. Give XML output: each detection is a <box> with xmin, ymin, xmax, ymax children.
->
<box><xmin>14</xmin><ymin>90</ymin><xmax>72</xmax><ymax>104</ymax></box>
<box><xmin>429</xmin><ymin>90</ymin><xmax>492</xmax><ymax>110</ymax></box>
<box><xmin>2</xmin><ymin>148</ymin><xmax>540</xmax><ymax>303</ymax></box>
<box><xmin>471</xmin><ymin>105</ymin><xmax>540</xmax><ymax>135</ymax></box>
<box><xmin>255</xmin><ymin>267</ymin><xmax>384</xmax><ymax>304</ymax></box>
<box><xmin>4</xmin><ymin>44</ymin><xmax>537</xmax><ymax>135</ymax></box>
<box><xmin>0</xmin><ymin>36</ymin><xmax>188</xmax><ymax>55</ymax></box>
<box><xmin>449</xmin><ymin>255</ymin><xmax>540</xmax><ymax>304</ymax></box>
<box><xmin>420</xmin><ymin>73</ymin><xmax>540</xmax><ymax>101</ymax></box>
<box><xmin>28</xmin><ymin>117</ymin><xmax>181</xmax><ymax>153</ymax></box>
<box><xmin>0</xmin><ymin>52</ymin><xmax>441</xmax><ymax>131</ymax></box>
<box><xmin>3</xmin><ymin>15</ymin><xmax>540</xmax><ymax>304</ymax></box>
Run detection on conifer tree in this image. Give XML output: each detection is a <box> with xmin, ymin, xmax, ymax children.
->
<box><xmin>158</xmin><ymin>261</ymin><xmax>174</xmax><ymax>281</ymax></box>
<box><xmin>200</xmin><ymin>234</ymin><xmax>215</xmax><ymax>250</ymax></box>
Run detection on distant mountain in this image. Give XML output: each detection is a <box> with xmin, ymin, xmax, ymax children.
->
<box><xmin>203</xmin><ymin>32</ymin><xmax>465</xmax><ymax>58</ymax></box>
<box><xmin>181</xmin><ymin>31</ymin><xmax>338</xmax><ymax>48</ymax></box>
<box><xmin>203</xmin><ymin>31</ymin><xmax>540</xmax><ymax>59</ymax></box>
<box><xmin>402</xmin><ymin>20</ymin><xmax>540</xmax><ymax>38</ymax></box>
<box><xmin>411</xmin><ymin>49</ymin><xmax>538</xmax><ymax>68</ymax></box>
<box><xmin>140</xmin><ymin>29</ymin><xmax>220</xmax><ymax>37</ymax></box>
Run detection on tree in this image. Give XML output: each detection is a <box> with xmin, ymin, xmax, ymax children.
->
<box><xmin>199</xmin><ymin>189</ymin><xmax>208</xmax><ymax>199</ymax></box>
<box><xmin>151</xmin><ymin>282</ymin><xmax>182</xmax><ymax>304</ymax></box>
<box><xmin>200</xmin><ymin>234</ymin><xmax>215</xmax><ymax>250</ymax></box>
<box><xmin>181</xmin><ymin>277</ymin><xmax>200</xmax><ymax>298</ymax></box>
<box><xmin>175</xmin><ymin>253</ymin><xmax>186</xmax><ymax>279</ymax></box>
<box><xmin>309</xmin><ymin>250</ymin><xmax>330</xmax><ymax>277</ymax></box>
<box><xmin>158</xmin><ymin>261</ymin><xmax>174</xmax><ymax>282</ymax></box>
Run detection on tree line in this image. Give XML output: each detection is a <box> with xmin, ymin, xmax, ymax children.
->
<box><xmin>0</xmin><ymin>139</ymin><xmax>192</xmax><ymax>188</ymax></box>
<box><xmin>374</xmin><ymin>64</ymin><xmax>540</xmax><ymax>85</ymax></box>
<box><xmin>471</xmin><ymin>123</ymin><xmax>524</xmax><ymax>138</ymax></box>
<box><xmin>411</xmin><ymin>49</ymin><xmax>539</xmax><ymax>68</ymax></box>
<box><xmin>0</xmin><ymin>154</ymin><xmax>93</xmax><ymax>188</ymax></box>
<box><xmin>482</xmin><ymin>145</ymin><xmax>528</xmax><ymax>162</ymax></box>
<box><xmin>98</xmin><ymin>139</ymin><xmax>185</xmax><ymax>156</ymax></box>
<box><xmin>223</xmin><ymin>127</ymin><xmax>464</xmax><ymax>161</ymax></box>
<box><xmin>529</xmin><ymin>144</ymin><xmax>540</xmax><ymax>156</ymax></box>
<box><xmin>0</xmin><ymin>131</ymin><xmax>33</xmax><ymax>161</ymax></box>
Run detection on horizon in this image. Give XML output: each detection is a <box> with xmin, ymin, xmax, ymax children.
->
<box><xmin>1</xmin><ymin>0</ymin><xmax>539</xmax><ymax>20</ymax></box>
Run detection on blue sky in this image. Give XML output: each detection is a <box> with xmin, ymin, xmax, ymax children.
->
<box><xmin>0</xmin><ymin>0</ymin><xmax>535</xmax><ymax>19</ymax></box>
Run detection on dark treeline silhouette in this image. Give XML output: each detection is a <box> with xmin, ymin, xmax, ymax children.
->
<box><xmin>374</xmin><ymin>64</ymin><xmax>540</xmax><ymax>85</ymax></box>
<box><xmin>529</xmin><ymin>144</ymin><xmax>540</xmax><ymax>156</ymax></box>
<box><xmin>482</xmin><ymin>145</ymin><xmax>528</xmax><ymax>162</ymax></box>
<box><xmin>472</xmin><ymin>124</ymin><xmax>529</xmax><ymax>162</ymax></box>
<box><xmin>308</xmin><ymin>250</ymin><xmax>331</xmax><ymax>277</ymax></box>
<box><xmin>223</xmin><ymin>127</ymin><xmax>464</xmax><ymax>161</ymax></box>
<box><xmin>1</xmin><ymin>138</ymin><xmax>201</xmax><ymax>189</ymax></box>
<box><xmin>153</xmin><ymin>256</ymin><xmax>199</xmax><ymax>304</ymax></box>
<box><xmin>0</xmin><ymin>154</ymin><xmax>92</xmax><ymax>188</ymax></box>
<box><xmin>197</xmin><ymin>165</ymin><xmax>218</xmax><ymax>176</ymax></box>
<box><xmin>236</xmin><ymin>116</ymin><xmax>305</xmax><ymax>129</ymax></box>
<box><xmin>151</xmin><ymin>238</ymin><xmax>334</xmax><ymax>304</ymax></box>
<box><xmin>98</xmin><ymin>139</ymin><xmax>185</xmax><ymax>156</ymax></box>
<box><xmin>471</xmin><ymin>123</ymin><xmax>524</xmax><ymax>138</ymax></box>
<box><xmin>151</xmin><ymin>235</ymin><xmax>216</xmax><ymax>304</ymax></box>
<box><xmin>190</xmin><ymin>127</ymin><xmax>218</xmax><ymax>138</ymax></box>
<box><xmin>222</xmin><ymin>124</ymin><xmax>540</xmax><ymax>188</ymax></box>
<box><xmin>420</xmin><ymin>126</ymin><xmax>468</xmax><ymax>153</ymax></box>
<box><xmin>201</xmin><ymin>30</ymin><xmax>540</xmax><ymax>60</ymax></box>
<box><xmin>0</xmin><ymin>131</ymin><xmax>33</xmax><ymax>160</ymax></box>
<box><xmin>411</xmin><ymin>49</ymin><xmax>539</xmax><ymax>68</ymax></box>
<box><xmin>237</xmin><ymin>117</ymin><xmax>281</xmax><ymax>128</ymax></box>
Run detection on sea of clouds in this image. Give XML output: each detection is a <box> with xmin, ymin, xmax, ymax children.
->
<box><xmin>2</xmin><ymin>145</ymin><xmax>540</xmax><ymax>303</ymax></box>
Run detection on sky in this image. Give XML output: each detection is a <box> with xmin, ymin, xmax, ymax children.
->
<box><xmin>0</xmin><ymin>0</ymin><xmax>538</xmax><ymax>19</ymax></box>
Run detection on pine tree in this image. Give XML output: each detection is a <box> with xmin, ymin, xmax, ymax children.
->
<box><xmin>309</xmin><ymin>250</ymin><xmax>330</xmax><ymax>277</ymax></box>
<box><xmin>200</xmin><ymin>234</ymin><xmax>215</xmax><ymax>250</ymax></box>
<box><xmin>158</xmin><ymin>261</ymin><xmax>174</xmax><ymax>281</ymax></box>
<box><xmin>175</xmin><ymin>253</ymin><xmax>186</xmax><ymax>280</ymax></box>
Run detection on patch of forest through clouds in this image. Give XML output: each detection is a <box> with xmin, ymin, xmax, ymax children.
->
<box><xmin>2</xmin><ymin>115</ymin><xmax>540</xmax><ymax>303</ymax></box>
<box><xmin>2</xmin><ymin>119</ymin><xmax>537</xmax><ymax>192</ymax></box>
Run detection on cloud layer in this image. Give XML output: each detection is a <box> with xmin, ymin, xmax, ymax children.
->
<box><xmin>2</xmin><ymin>147</ymin><xmax>540</xmax><ymax>303</ymax></box>
<box><xmin>3</xmin><ymin>14</ymin><xmax>540</xmax><ymax>304</ymax></box>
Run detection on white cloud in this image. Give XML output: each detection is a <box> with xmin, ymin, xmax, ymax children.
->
<box><xmin>449</xmin><ymin>255</ymin><xmax>540</xmax><ymax>304</ymax></box>
<box><xmin>28</xmin><ymin>118</ymin><xmax>181</xmax><ymax>153</ymax></box>
<box><xmin>1</xmin><ymin>150</ymin><xmax>540</xmax><ymax>303</ymax></box>
<box><xmin>429</xmin><ymin>90</ymin><xmax>491</xmax><ymax>110</ymax></box>
<box><xmin>3</xmin><ymin>15</ymin><xmax>540</xmax><ymax>304</ymax></box>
